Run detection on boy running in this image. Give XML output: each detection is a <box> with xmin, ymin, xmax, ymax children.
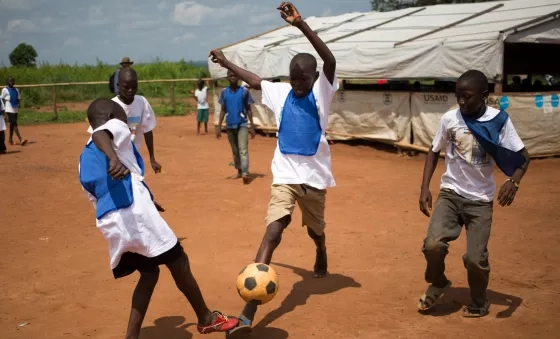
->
<box><xmin>192</xmin><ymin>79</ymin><xmax>210</xmax><ymax>135</ymax></box>
<box><xmin>1</xmin><ymin>76</ymin><xmax>27</xmax><ymax>146</ymax></box>
<box><xmin>209</xmin><ymin>2</ymin><xmax>338</xmax><ymax>334</ymax></box>
<box><xmin>417</xmin><ymin>70</ymin><xmax>530</xmax><ymax>317</ymax></box>
<box><xmin>216</xmin><ymin>70</ymin><xmax>256</xmax><ymax>183</ymax></box>
<box><xmin>79</xmin><ymin>98</ymin><xmax>238</xmax><ymax>338</ymax></box>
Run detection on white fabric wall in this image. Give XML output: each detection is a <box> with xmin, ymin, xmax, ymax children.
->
<box><xmin>213</xmin><ymin>89</ymin><xmax>560</xmax><ymax>157</ymax></box>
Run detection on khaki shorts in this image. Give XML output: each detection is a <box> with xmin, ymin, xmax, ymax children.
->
<box><xmin>265</xmin><ymin>184</ymin><xmax>327</xmax><ymax>235</ymax></box>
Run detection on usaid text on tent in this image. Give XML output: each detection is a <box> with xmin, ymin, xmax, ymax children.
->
<box><xmin>423</xmin><ymin>94</ymin><xmax>449</xmax><ymax>103</ymax></box>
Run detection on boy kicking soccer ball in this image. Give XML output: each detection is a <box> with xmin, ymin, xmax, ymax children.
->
<box><xmin>418</xmin><ymin>70</ymin><xmax>530</xmax><ymax>317</ymax></box>
<box><xmin>210</xmin><ymin>1</ymin><xmax>338</xmax><ymax>334</ymax></box>
<box><xmin>79</xmin><ymin>98</ymin><xmax>238</xmax><ymax>338</ymax></box>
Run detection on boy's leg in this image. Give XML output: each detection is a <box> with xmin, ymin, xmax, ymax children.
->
<box><xmin>124</xmin><ymin>267</ymin><xmax>160</xmax><ymax>339</ymax></box>
<box><xmin>297</xmin><ymin>185</ymin><xmax>328</xmax><ymax>278</ymax></box>
<box><xmin>418</xmin><ymin>189</ymin><xmax>463</xmax><ymax>311</ymax></box>
<box><xmin>166</xmin><ymin>251</ymin><xmax>238</xmax><ymax>333</ymax></box>
<box><xmin>196</xmin><ymin>110</ymin><xmax>202</xmax><ymax>134</ymax></box>
<box><xmin>226</xmin><ymin>128</ymin><xmax>241</xmax><ymax>176</ymax></box>
<box><xmin>11</xmin><ymin>113</ymin><xmax>23</xmax><ymax>143</ymax></box>
<box><xmin>203</xmin><ymin>109</ymin><xmax>209</xmax><ymax>134</ymax></box>
<box><xmin>8</xmin><ymin>114</ymin><xmax>15</xmax><ymax>144</ymax></box>
<box><xmin>0</xmin><ymin>130</ymin><xmax>6</xmax><ymax>153</ymax></box>
<box><xmin>233</xmin><ymin>185</ymin><xmax>297</xmax><ymax>331</ymax></box>
<box><xmin>462</xmin><ymin>199</ymin><xmax>493</xmax><ymax>317</ymax></box>
<box><xmin>237</xmin><ymin>126</ymin><xmax>249</xmax><ymax>179</ymax></box>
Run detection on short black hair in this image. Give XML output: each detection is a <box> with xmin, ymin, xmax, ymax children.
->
<box><xmin>458</xmin><ymin>70</ymin><xmax>488</xmax><ymax>93</ymax></box>
<box><xmin>290</xmin><ymin>53</ymin><xmax>317</xmax><ymax>72</ymax></box>
<box><xmin>118</xmin><ymin>67</ymin><xmax>137</xmax><ymax>83</ymax></box>
<box><xmin>87</xmin><ymin>98</ymin><xmax>122</xmax><ymax>127</ymax></box>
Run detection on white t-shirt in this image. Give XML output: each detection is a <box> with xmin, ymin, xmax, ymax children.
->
<box><xmin>81</xmin><ymin>119</ymin><xmax>177</xmax><ymax>269</ymax></box>
<box><xmin>195</xmin><ymin>87</ymin><xmax>209</xmax><ymax>109</ymax></box>
<box><xmin>432</xmin><ymin>106</ymin><xmax>525</xmax><ymax>202</ymax></box>
<box><xmin>86</xmin><ymin>95</ymin><xmax>157</xmax><ymax>149</ymax></box>
<box><xmin>1</xmin><ymin>87</ymin><xmax>20</xmax><ymax>113</ymax></box>
<box><xmin>261</xmin><ymin>71</ymin><xmax>338</xmax><ymax>190</ymax></box>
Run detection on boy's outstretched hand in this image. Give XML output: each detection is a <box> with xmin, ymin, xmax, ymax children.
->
<box><xmin>497</xmin><ymin>180</ymin><xmax>518</xmax><ymax>207</ymax></box>
<box><xmin>278</xmin><ymin>2</ymin><xmax>301</xmax><ymax>25</ymax></box>
<box><xmin>209</xmin><ymin>50</ymin><xmax>227</xmax><ymax>67</ymax></box>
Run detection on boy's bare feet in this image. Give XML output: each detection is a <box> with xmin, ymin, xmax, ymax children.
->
<box><xmin>313</xmin><ymin>247</ymin><xmax>328</xmax><ymax>278</ymax></box>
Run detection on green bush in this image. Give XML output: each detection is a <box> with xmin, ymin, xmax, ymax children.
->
<box><xmin>0</xmin><ymin>59</ymin><xmax>209</xmax><ymax>107</ymax></box>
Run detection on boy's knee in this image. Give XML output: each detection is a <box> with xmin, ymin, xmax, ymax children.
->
<box><xmin>264</xmin><ymin>216</ymin><xmax>290</xmax><ymax>244</ymax></box>
<box><xmin>307</xmin><ymin>227</ymin><xmax>324</xmax><ymax>240</ymax></box>
<box><xmin>463</xmin><ymin>252</ymin><xmax>489</xmax><ymax>271</ymax></box>
<box><xmin>422</xmin><ymin>238</ymin><xmax>445</xmax><ymax>255</ymax></box>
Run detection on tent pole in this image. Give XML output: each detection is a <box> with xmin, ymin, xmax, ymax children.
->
<box><xmin>500</xmin><ymin>9</ymin><xmax>560</xmax><ymax>34</ymax></box>
<box><xmin>394</xmin><ymin>4</ymin><xmax>504</xmax><ymax>47</ymax></box>
<box><xmin>324</xmin><ymin>7</ymin><xmax>426</xmax><ymax>44</ymax></box>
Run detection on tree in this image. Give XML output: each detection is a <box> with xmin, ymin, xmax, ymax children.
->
<box><xmin>371</xmin><ymin>0</ymin><xmax>496</xmax><ymax>12</ymax></box>
<box><xmin>9</xmin><ymin>43</ymin><xmax>38</xmax><ymax>67</ymax></box>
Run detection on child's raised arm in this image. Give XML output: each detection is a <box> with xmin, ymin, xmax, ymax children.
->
<box><xmin>209</xmin><ymin>50</ymin><xmax>263</xmax><ymax>90</ymax></box>
<box><xmin>279</xmin><ymin>2</ymin><xmax>336</xmax><ymax>84</ymax></box>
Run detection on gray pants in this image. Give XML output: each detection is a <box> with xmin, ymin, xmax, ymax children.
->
<box><xmin>227</xmin><ymin>127</ymin><xmax>249</xmax><ymax>176</ymax></box>
<box><xmin>422</xmin><ymin>189</ymin><xmax>493</xmax><ymax>306</ymax></box>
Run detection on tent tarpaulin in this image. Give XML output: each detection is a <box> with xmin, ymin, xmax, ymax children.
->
<box><xmin>209</xmin><ymin>0</ymin><xmax>560</xmax><ymax>80</ymax></box>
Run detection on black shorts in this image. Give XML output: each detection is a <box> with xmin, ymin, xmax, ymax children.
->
<box><xmin>7</xmin><ymin>113</ymin><xmax>17</xmax><ymax>125</ymax></box>
<box><xmin>112</xmin><ymin>240</ymin><xmax>184</xmax><ymax>279</ymax></box>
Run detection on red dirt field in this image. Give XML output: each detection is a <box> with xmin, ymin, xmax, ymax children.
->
<box><xmin>1</xmin><ymin>115</ymin><xmax>559</xmax><ymax>339</ymax></box>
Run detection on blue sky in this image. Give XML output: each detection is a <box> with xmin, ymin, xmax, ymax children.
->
<box><xmin>0</xmin><ymin>0</ymin><xmax>370</xmax><ymax>66</ymax></box>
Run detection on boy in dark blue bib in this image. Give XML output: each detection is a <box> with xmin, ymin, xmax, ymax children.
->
<box><xmin>418</xmin><ymin>70</ymin><xmax>530</xmax><ymax>317</ymax></box>
<box><xmin>217</xmin><ymin>70</ymin><xmax>255</xmax><ymax>183</ymax></box>
<box><xmin>79</xmin><ymin>98</ymin><xmax>239</xmax><ymax>338</ymax></box>
<box><xmin>210</xmin><ymin>2</ymin><xmax>338</xmax><ymax>335</ymax></box>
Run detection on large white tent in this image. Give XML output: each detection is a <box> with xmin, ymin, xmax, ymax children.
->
<box><xmin>209</xmin><ymin>0</ymin><xmax>560</xmax><ymax>80</ymax></box>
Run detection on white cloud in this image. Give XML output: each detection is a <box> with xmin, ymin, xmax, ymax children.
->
<box><xmin>64</xmin><ymin>37</ymin><xmax>82</xmax><ymax>46</ymax></box>
<box><xmin>172</xmin><ymin>1</ymin><xmax>243</xmax><ymax>26</ymax></box>
<box><xmin>88</xmin><ymin>6</ymin><xmax>108</xmax><ymax>25</ymax></box>
<box><xmin>157</xmin><ymin>1</ymin><xmax>167</xmax><ymax>11</ymax></box>
<box><xmin>172</xmin><ymin>32</ymin><xmax>196</xmax><ymax>43</ymax></box>
<box><xmin>248</xmin><ymin>12</ymin><xmax>277</xmax><ymax>25</ymax></box>
<box><xmin>322</xmin><ymin>8</ymin><xmax>332</xmax><ymax>16</ymax></box>
<box><xmin>173</xmin><ymin>2</ymin><xmax>212</xmax><ymax>26</ymax></box>
<box><xmin>6</xmin><ymin>19</ymin><xmax>37</xmax><ymax>33</ymax></box>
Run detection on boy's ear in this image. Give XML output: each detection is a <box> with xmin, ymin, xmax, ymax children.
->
<box><xmin>482</xmin><ymin>90</ymin><xmax>489</xmax><ymax>100</ymax></box>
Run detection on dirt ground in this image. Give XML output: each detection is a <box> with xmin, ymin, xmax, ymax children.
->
<box><xmin>1</xmin><ymin>115</ymin><xmax>559</xmax><ymax>339</ymax></box>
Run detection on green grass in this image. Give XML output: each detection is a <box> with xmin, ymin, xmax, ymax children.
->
<box><xmin>15</xmin><ymin>103</ymin><xmax>193</xmax><ymax>126</ymax></box>
<box><xmin>0</xmin><ymin>60</ymin><xmax>209</xmax><ymax>108</ymax></box>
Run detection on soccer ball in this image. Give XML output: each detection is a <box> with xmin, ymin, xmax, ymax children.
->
<box><xmin>236</xmin><ymin>263</ymin><xmax>279</xmax><ymax>305</ymax></box>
